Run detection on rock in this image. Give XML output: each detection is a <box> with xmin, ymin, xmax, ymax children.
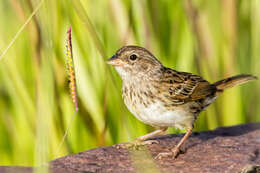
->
<box><xmin>1</xmin><ymin>123</ymin><xmax>260</xmax><ymax>173</ymax></box>
<box><xmin>0</xmin><ymin>166</ymin><xmax>32</xmax><ymax>173</ymax></box>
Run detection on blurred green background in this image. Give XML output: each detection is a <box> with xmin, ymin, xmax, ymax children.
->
<box><xmin>0</xmin><ymin>0</ymin><xmax>259</xmax><ymax>166</ymax></box>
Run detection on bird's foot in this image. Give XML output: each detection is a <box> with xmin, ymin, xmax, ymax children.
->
<box><xmin>155</xmin><ymin>147</ymin><xmax>183</xmax><ymax>160</ymax></box>
<box><xmin>116</xmin><ymin>140</ymin><xmax>159</xmax><ymax>150</ymax></box>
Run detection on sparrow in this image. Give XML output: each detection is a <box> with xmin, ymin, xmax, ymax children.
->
<box><xmin>107</xmin><ymin>45</ymin><xmax>257</xmax><ymax>159</ymax></box>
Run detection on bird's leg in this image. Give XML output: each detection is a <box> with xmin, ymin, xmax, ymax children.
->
<box><xmin>155</xmin><ymin>127</ymin><xmax>193</xmax><ymax>159</ymax></box>
<box><xmin>117</xmin><ymin>127</ymin><xmax>168</xmax><ymax>149</ymax></box>
<box><xmin>136</xmin><ymin>127</ymin><xmax>168</xmax><ymax>141</ymax></box>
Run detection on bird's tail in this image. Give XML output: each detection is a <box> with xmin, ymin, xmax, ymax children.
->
<box><xmin>213</xmin><ymin>74</ymin><xmax>257</xmax><ymax>91</ymax></box>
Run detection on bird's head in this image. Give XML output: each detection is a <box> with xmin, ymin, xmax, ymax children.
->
<box><xmin>107</xmin><ymin>46</ymin><xmax>163</xmax><ymax>80</ymax></box>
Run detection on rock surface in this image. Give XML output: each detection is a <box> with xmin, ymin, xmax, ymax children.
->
<box><xmin>1</xmin><ymin>123</ymin><xmax>260</xmax><ymax>173</ymax></box>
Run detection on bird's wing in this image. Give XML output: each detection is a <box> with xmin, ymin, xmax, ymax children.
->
<box><xmin>160</xmin><ymin>68</ymin><xmax>216</xmax><ymax>105</ymax></box>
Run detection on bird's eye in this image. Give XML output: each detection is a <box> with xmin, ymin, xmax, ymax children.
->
<box><xmin>130</xmin><ymin>54</ymin><xmax>137</xmax><ymax>61</ymax></box>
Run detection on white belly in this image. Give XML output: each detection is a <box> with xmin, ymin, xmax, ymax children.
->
<box><xmin>125</xmin><ymin>100</ymin><xmax>194</xmax><ymax>129</ymax></box>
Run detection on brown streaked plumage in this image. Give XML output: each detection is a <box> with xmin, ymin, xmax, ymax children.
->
<box><xmin>107</xmin><ymin>45</ymin><xmax>257</xmax><ymax>159</ymax></box>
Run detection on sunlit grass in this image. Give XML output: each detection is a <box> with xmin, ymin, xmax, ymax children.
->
<box><xmin>0</xmin><ymin>0</ymin><xmax>258</xmax><ymax>166</ymax></box>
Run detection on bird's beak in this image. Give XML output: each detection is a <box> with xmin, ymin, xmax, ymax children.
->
<box><xmin>106</xmin><ymin>55</ymin><xmax>126</xmax><ymax>66</ymax></box>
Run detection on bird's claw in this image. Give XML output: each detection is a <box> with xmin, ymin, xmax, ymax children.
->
<box><xmin>116</xmin><ymin>140</ymin><xmax>159</xmax><ymax>150</ymax></box>
<box><xmin>155</xmin><ymin>147</ymin><xmax>180</xmax><ymax>160</ymax></box>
